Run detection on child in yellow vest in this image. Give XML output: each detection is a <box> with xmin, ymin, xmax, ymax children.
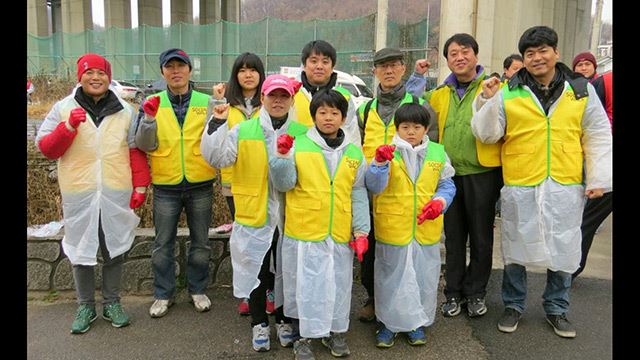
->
<box><xmin>269</xmin><ymin>89</ymin><xmax>370</xmax><ymax>359</ymax></box>
<box><xmin>365</xmin><ymin>103</ymin><xmax>456</xmax><ymax>347</ymax></box>
<box><xmin>200</xmin><ymin>74</ymin><xmax>307</xmax><ymax>353</ymax></box>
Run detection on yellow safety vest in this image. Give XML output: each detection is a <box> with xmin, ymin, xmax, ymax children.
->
<box><xmin>233</xmin><ymin>118</ymin><xmax>309</xmax><ymax>227</ymax></box>
<box><xmin>293</xmin><ymin>86</ymin><xmax>351</xmax><ymax>127</ymax></box>
<box><xmin>359</xmin><ymin>92</ymin><xmax>423</xmax><ymax>163</ymax></box>
<box><xmin>502</xmin><ymin>84</ymin><xmax>586</xmax><ymax>186</ymax></box>
<box><xmin>285</xmin><ymin>135</ymin><xmax>363</xmax><ymax>243</ymax></box>
<box><xmin>148</xmin><ymin>91</ymin><xmax>216</xmax><ymax>185</ymax></box>
<box><xmin>57</xmin><ymin>96</ymin><xmax>133</xmax><ymax>193</ymax></box>
<box><xmin>219</xmin><ymin>106</ymin><xmax>260</xmax><ymax>186</ymax></box>
<box><xmin>373</xmin><ymin>142</ymin><xmax>446</xmax><ymax>246</ymax></box>
<box><xmin>429</xmin><ymin>85</ymin><xmax>503</xmax><ymax>167</ymax></box>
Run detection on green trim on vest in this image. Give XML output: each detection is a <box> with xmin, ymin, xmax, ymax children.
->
<box><xmin>286</xmin><ymin>135</ymin><xmax>362</xmax><ymax>243</ymax></box>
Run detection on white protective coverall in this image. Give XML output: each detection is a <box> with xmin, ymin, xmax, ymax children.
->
<box><xmin>35</xmin><ymin>91</ymin><xmax>140</xmax><ymax>265</ymax></box>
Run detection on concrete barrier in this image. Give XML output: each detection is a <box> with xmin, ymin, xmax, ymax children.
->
<box><xmin>27</xmin><ymin>228</ymin><xmax>232</xmax><ymax>295</ymax></box>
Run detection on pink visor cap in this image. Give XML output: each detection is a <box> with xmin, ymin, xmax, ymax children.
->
<box><xmin>262</xmin><ymin>74</ymin><xmax>302</xmax><ymax>96</ymax></box>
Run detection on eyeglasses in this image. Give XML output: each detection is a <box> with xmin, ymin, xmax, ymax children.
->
<box><xmin>375</xmin><ymin>62</ymin><xmax>403</xmax><ymax>70</ymax></box>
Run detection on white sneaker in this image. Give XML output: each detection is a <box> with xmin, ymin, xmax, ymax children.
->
<box><xmin>252</xmin><ymin>323</ymin><xmax>271</xmax><ymax>352</ymax></box>
<box><xmin>149</xmin><ymin>299</ymin><xmax>173</xmax><ymax>318</ymax></box>
<box><xmin>191</xmin><ymin>294</ymin><xmax>211</xmax><ymax>312</ymax></box>
<box><xmin>276</xmin><ymin>322</ymin><xmax>296</xmax><ymax>347</ymax></box>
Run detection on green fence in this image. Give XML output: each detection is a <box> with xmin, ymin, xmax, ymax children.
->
<box><xmin>27</xmin><ymin>14</ymin><xmax>438</xmax><ymax>90</ymax></box>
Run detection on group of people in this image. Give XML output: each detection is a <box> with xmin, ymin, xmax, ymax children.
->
<box><xmin>35</xmin><ymin>23</ymin><xmax>611</xmax><ymax>359</ymax></box>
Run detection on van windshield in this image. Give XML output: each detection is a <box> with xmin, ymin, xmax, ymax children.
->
<box><xmin>339</xmin><ymin>83</ymin><xmax>358</xmax><ymax>96</ymax></box>
<box><xmin>357</xmin><ymin>84</ymin><xmax>373</xmax><ymax>98</ymax></box>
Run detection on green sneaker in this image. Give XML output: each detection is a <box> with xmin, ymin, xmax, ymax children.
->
<box><xmin>102</xmin><ymin>302</ymin><xmax>130</xmax><ymax>328</ymax></box>
<box><xmin>70</xmin><ymin>304</ymin><xmax>97</xmax><ymax>334</ymax></box>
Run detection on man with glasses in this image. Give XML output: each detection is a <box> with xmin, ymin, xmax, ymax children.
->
<box><xmin>355</xmin><ymin>47</ymin><xmax>437</xmax><ymax>322</ymax></box>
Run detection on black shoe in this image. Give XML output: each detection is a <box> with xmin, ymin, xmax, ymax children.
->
<box><xmin>441</xmin><ymin>297</ymin><xmax>466</xmax><ymax>317</ymax></box>
<box><xmin>546</xmin><ymin>314</ymin><xmax>576</xmax><ymax>338</ymax></box>
<box><xmin>497</xmin><ymin>308</ymin><xmax>521</xmax><ymax>333</ymax></box>
<box><xmin>467</xmin><ymin>297</ymin><xmax>487</xmax><ymax>317</ymax></box>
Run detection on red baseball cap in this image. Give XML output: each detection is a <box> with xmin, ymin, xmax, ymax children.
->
<box><xmin>262</xmin><ymin>74</ymin><xmax>302</xmax><ymax>96</ymax></box>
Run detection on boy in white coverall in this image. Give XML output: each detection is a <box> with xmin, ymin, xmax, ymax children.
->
<box><xmin>269</xmin><ymin>89</ymin><xmax>370</xmax><ymax>360</ymax></box>
<box><xmin>365</xmin><ymin>103</ymin><xmax>455</xmax><ymax>348</ymax></box>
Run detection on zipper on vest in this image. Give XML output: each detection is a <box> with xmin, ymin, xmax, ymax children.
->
<box><xmin>180</xmin><ymin>127</ymin><xmax>186</xmax><ymax>181</ymax></box>
<box><xmin>325</xmin><ymin>155</ymin><xmax>344</xmax><ymax>236</ymax></box>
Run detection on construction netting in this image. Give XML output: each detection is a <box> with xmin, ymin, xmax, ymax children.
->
<box><xmin>27</xmin><ymin>14</ymin><xmax>438</xmax><ymax>90</ymax></box>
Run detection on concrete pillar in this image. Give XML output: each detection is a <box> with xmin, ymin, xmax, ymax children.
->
<box><xmin>27</xmin><ymin>0</ymin><xmax>49</xmax><ymax>36</ymax></box>
<box><xmin>221</xmin><ymin>0</ymin><xmax>240</xmax><ymax>22</ymax></box>
<box><xmin>51</xmin><ymin>0</ymin><xmax>63</xmax><ymax>34</ymax></box>
<box><xmin>199</xmin><ymin>0</ymin><xmax>221</xmax><ymax>24</ymax></box>
<box><xmin>61</xmin><ymin>0</ymin><xmax>92</xmax><ymax>33</ymax></box>
<box><xmin>139</xmin><ymin>0</ymin><xmax>163</xmax><ymax>27</ymax></box>
<box><xmin>437</xmin><ymin>0</ymin><xmax>475</xmax><ymax>82</ymax></box>
<box><xmin>171</xmin><ymin>0</ymin><xmax>193</xmax><ymax>25</ymax></box>
<box><xmin>105</xmin><ymin>0</ymin><xmax>132</xmax><ymax>29</ymax></box>
<box><xmin>553</xmin><ymin>0</ymin><xmax>591</xmax><ymax>64</ymax></box>
<box><xmin>475</xmin><ymin>0</ymin><xmax>497</xmax><ymax>74</ymax></box>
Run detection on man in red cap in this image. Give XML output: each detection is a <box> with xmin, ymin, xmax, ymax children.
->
<box><xmin>35</xmin><ymin>53</ymin><xmax>150</xmax><ymax>334</ymax></box>
<box><xmin>133</xmin><ymin>48</ymin><xmax>216</xmax><ymax>319</ymax></box>
<box><xmin>572</xmin><ymin>51</ymin><xmax>598</xmax><ymax>81</ymax></box>
<box><xmin>200</xmin><ymin>74</ymin><xmax>307</xmax><ymax>353</ymax></box>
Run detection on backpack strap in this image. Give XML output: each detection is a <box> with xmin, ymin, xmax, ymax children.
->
<box><xmin>362</xmin><ymin>98</ymin><xmax>374</xmax><ymax>129</ymax></box>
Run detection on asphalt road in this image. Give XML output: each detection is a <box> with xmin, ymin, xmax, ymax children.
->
<box><xmin>27</xmin><ymin>216</ymin><xmax>612</xmax><ymax>360</ymax></box>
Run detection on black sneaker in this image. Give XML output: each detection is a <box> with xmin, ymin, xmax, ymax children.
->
<box><xmin>441</xmin><ymin>297</ymin><xmax>466</xmax><ymax>317</ymax></box>
<box><xmin>546</xmin><ymin>314</ymin><xmax>576</xmax><ymax>338</ymax></box>
<box><xmin>497</xmin><ymin>308</ymin><xmax>521</xmax><ymax>333</ymax></box>
<box><xmin>467</xmin><ymin>298</ymin><xmax>487</xmax><ymax>317</ymax></box>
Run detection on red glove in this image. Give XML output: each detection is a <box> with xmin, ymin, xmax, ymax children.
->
<box><xmin>349</xmin><ymin>235</ymin><xmax>369</xmax><ymax>262</ymax></box>
<box><xmin>37</xmin><ymin>121</ymin><xmax>78</xmax><ymax>159</ymax></box>
<box><xmin>68</xmin><ymin>107</ymin><xmax>87</xmax><ymax>129</ymax></box>
<box><xmin>375</xmin><ymin>144</ymin><xmax>396</xmax><ymax>162</ymax></box>
<box><xmin>277</xmin><ymin>134</ymin><xmax>294</xmax><ymax>154</ymax></box>
<box><xmin>417</xmin><ymin>199</ymin><xmax>444</xmax><ymax>224</ymax></box>
<box><xmin>142</xmin><ymin>96</ymin><xmax>161</xmax><ymax>117</ymax></box>
<box><xmin>129</xmin><ymin>191</ymin><xmax>146</xmax><ymax>209</ymax></box>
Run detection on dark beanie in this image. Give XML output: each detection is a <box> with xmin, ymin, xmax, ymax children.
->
<box><xmin>572</xmin><ymin>52</ymin><xmax>597</xmax><ymax>71</ymax></box>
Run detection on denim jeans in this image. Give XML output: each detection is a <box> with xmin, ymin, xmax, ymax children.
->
<box><xmin>152</xmin><ymin>185</ymin><xmax>213</xmax><ymax>299</ymax></box>
<box><xmin>501</xmin><ymin>263</ymin><xmax>572</xmax><ymax>315</ymax></box>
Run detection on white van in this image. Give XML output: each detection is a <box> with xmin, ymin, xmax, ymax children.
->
<box><xmin>280</xmin><ymin>67</ymin><xmax>374</xmax><ymax>108</ymax></box>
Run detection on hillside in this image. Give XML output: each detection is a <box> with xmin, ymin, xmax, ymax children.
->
<box><xmin>241</xmin><ymin>0</ymin><xmax>440</xmax><ymax>23</ymax></box>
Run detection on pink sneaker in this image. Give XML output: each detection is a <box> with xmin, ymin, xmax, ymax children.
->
<box><xmin>266</xmin><ymin>289</ymin><xmax>275</xmax><ymax>314</ymax></box>
<box><xmin>213</xmin><ymin>223</ymin><xmax>233</xmax><ymax>234</ymax></box>
<box><xmin>238</xmin><ymin>298</ymin><xmax>250</xmax><ymax>316</ymax></box>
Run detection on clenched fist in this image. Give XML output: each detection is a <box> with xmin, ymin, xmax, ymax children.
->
<box><xmin>142</xmin><ymin>96</ymin><xmax>161</xmax><ymax>117</ymax></box>
<box><xmin>375</xmin><ymin>144</ymin><xmax>396</xmax><ymax>163</ymax></box>
<box><xmin>68</xmin><ymin>107</ymin><xmax>87</xmax><ymax>129</ymax></box>
<box><xmin>277</xmin><ymin>134</ymin><xmax>294</xmax><ymax>155</ymax></box>
<box><xmin>481</xmin><ymin>77</ymin><xmax>501</xmax><ymax>100</ymax></box>
<box><xmin>212</xmin><ymin>83</ymin><xmax>226</xmax><ymax>100</ymax></box>
<box><xmin>414</xmin><ymin>59</ymin><xmax>431</xmax><ymax>75</ymax></box>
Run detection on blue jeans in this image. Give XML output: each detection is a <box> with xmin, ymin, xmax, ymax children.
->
<box><xmin>501</xmin><ymin>263</ymin><xmax>572</xmax><ymax>315</ymax></box>
<box><xmin>152</xmin><ymin>185</ymin><xmax>213</xmax><ymax>299</ymax></box>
